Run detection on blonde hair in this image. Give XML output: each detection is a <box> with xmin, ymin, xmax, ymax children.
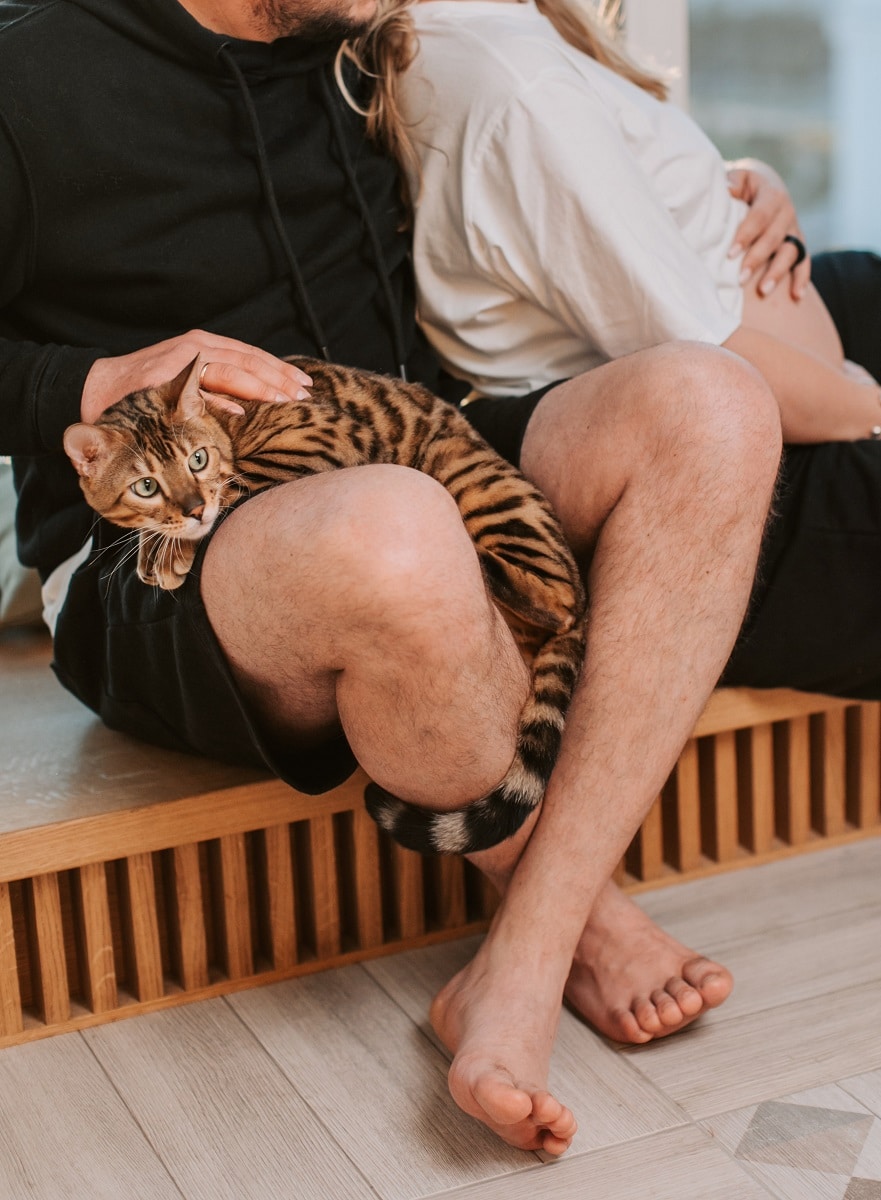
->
<box><xmin>338</xmin><ymin>0</ymin><xmax>667</xmax><ymax>207</ymax></box>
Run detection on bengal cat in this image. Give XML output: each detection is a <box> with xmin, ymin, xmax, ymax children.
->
<box><xmin>63</xmin><ymin>357</ymin><xmax>586</xmax><ymax>855</ymax></box>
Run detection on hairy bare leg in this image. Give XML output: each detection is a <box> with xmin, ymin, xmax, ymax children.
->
<box><xmin>430</xmin><ymin>344</ymin><xmax>780</xmax><ymax>1152</ymax></box>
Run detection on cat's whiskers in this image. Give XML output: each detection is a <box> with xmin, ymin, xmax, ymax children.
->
<box><xmin>217</xmin><ymin>473</ymin><xmax>249</xmax><ymax>514</ymax></box>
<box><xmin>99</xmin><ymin>531</ymin><xmax>145</xmax><ymax>595</ymax></box>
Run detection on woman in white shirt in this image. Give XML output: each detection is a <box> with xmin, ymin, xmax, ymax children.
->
<box><xmin>360</xmin><ymin>0</ymin><xmax>880</xmax><ymax>443</ymax></box>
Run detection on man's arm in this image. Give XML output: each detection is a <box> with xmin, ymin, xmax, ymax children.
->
<box><xmin>0</xmin><ymin>119</ymin><xmax>103</xmax><ymax>456</ymax></box>
<box><xmin>0</xmin><ymin>119</ymin><xmax>313</xmax><ymax>456</ymax></box>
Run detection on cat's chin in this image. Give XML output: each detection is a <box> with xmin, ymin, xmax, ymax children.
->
<box><xmin>177</xmin><ymin>512</ymin><xmax>220</xmax><ymax>542</ymax></box>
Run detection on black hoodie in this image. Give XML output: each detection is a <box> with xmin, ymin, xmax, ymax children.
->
<box><xmin>0</xmin><ymin>0</ymin><xmax>441</xmax><ymax>578</ymax></box>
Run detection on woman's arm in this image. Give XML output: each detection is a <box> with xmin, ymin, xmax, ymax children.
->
<box><xmin>724</xmin><ymin>325</ymin><xmax>881</xmax><ymax>442</ymax></box>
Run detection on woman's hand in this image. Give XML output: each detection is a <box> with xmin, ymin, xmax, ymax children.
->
<box><xmin>727</xmin><ymin>158</ymin><xmax>811</xmax><ymax>300</ymax></box>
<box><xmin>81</xmin><ymin>330</ymin><xmax>313</xmax><ymax>423</ymax></box>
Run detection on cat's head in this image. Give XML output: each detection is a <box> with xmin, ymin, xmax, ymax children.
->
<box><xmin>63</xmin><ymin>358</ymin><xmax>236</xmax><ymax>543</ymax></box>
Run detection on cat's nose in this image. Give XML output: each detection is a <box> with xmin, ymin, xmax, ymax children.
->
<box><xmin>184</xmin><ymin>499</ymin><xmax>205</xmax><ymax>521</ymax></box>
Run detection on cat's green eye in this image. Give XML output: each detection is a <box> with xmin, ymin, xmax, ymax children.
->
<box><xmin>189</xmin><ymin>448</ymin><xmax>209</xmax><ymax>472</ymax></box>
<box><xmin>132</xmin><ymin>478</ymin><xmax>159</xmax><ymax>498</ymax></box>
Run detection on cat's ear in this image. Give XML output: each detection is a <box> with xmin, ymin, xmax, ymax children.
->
<box><xmin>63</xmin><ymin>423</ymin><xmax>125</xmax><ymax>478</ymax></box>
<box><xmin>173</xmin><ymin>357</ymin><xmax>208</xmax><ymax>423</ymax></box>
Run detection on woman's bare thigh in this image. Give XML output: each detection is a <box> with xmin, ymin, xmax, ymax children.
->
<box><xmin>742</xmin><ymin>278</ymin><xmax>844</xmax><ymax>368</ymax></box>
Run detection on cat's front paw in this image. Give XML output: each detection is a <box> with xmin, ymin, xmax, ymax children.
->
<box><xmin>139</xmin><ymin>565</ymin><xmax>187</xmax><ymax>590</ymax></box>
<box><xmin>137</xmin><ymin>538</ymin><xmax>197</xmax><ymax>590</ymax></box>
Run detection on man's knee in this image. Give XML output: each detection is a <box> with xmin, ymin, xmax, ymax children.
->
<box><xmin>261</xmin><ymin>464</ymin><xmax>490</xmax><ymax>641</ymax></box>
<box><xmin>322</xmin><ymin>464</ymin><xmax>476</xmax><ymax>600</ymax></box>
<box><xmin>645</xmin><ymin>342</ymin><xmax>782</xmax><ymax>484</ymax></box>
<box><xmin>521</xmin><ymin>342</ymin><xmax>781</xmax><ymax>543</ymax></box>
<box><xmin>204</xmin><ymin>463</ymin><xmax>497</xmax><ymax>673</ymax></box>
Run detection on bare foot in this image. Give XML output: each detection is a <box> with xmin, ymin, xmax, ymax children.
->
<box><xmin>430</xmin><ymin>946</ymin><xmax>577</xmax><ymax>1155</ymax></box>
<box><xmin>565</xmin><ymin>881</ymin><xmax>733</xmax><ymax>1044</ymax></box>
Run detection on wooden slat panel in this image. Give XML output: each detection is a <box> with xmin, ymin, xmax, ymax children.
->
<box><xmin>166</xmin><ymin>843</ymin><xmax>209</xmax><ymax>991</ymax></box>
<box><xmin>351</xmin><ymin>808</ymin><xmax>383</xmax><ymax>950</ymax></box>
<box><xmin>694</xmin><ymin>686</ymin><xmax>851</xmax><ymax>738</ymax></box>
<box><xmin>0</xmin><ymin>881</ymin><xmax>22</xmax><ymax>1037</ymax></box>
<box><xmin>847</xmin><ymin>704</ymin><xmax>881</xmax><ymax>830</ymax></box>
<box><xmin>74</xmin><ymin>862</ymin><xmax>117</xmax><ymax>1013</ymax></box>
<box><xmin>391</xmin><ymin>843</ymin><xmax>425</xmax><ymax>940</ymax></box>
<box><xmin>672</xmin><ymin>740</ymin><xmax>702</xmax><ymax>872</ymax></box>
<box><xmin>811</xmin><ymin>709</ymin><xmax>847</xmax><ymax>837</ymax></box>
<box><xmin>214</xmin><ymin>834</ymin><xmax>253</xmax><ymax>980</ymax></box>
<box><xmin>262</xmin><ymin>825</ymin><xmax>297</xmax><ymax>971</ymax></box>
<box><xmin>473</xmin><ymin>868</ymin><xmax>499</xmax><ymax>920</ymax></box>
<box><xmin>739</xmin><ymin>723</ymin><xmax>775</xmax><ymax>854</ymax></box>
<box><xmin>0</xmin><ymin>766</ymin><xmax>370</xmax><ymax>883</ymax></box>
<box><xmin>704</xmin><ymin>731</ymin><xmax>739</xmax><ymax>863</ymax></box>
<box><xmin>119</xmin><ymin>854</ymin><xmax>164</xmax><ymax>1002</ymax></box>
<box><xmin>26</xmin><ymin>873</ymin><xmax>70</xmax><ymax>1025</ymax></box>
<box><xmin>774</xmin><ymin>716</ymin><xmax>812</xmax><ymax>846</ymax></box>
<box><xmin>308</xmin><ymin>815</ymin><xmax>341</xmax><ymax>959</ymax></box>
<box><xmin>628</xmin><ymin>796</ymin><xmax>662</xmax><ymax>883</ymax></box>
<box><xmin>435</xmin><ymin>856</ymin><xmax>468</xmax><ymax>930</ymax></box>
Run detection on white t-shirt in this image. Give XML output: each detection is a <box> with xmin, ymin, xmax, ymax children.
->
<box><xmin>400</xmin><ymin>0</ymin><xmax>747</xmax><ymax>396</ymax></box>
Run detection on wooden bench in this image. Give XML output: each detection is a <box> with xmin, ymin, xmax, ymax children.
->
<box><xmin>1</xmin><ymin>625</ymin><xmax>880</xmax><ymax>1050</ymax></box>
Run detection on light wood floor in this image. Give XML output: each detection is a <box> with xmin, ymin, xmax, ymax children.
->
<box><xmin>1</xmin><ymin>839</ymin><xmax>879</xmax><ymax>1200</ymax></box>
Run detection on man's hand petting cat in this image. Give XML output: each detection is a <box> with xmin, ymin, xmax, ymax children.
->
<box><xmin>81</xmin><ymin>330</ymin><xmax>313</xmax><ymax>423</ymax></box>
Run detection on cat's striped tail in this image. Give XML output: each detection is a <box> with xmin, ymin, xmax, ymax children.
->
<box><xmin>363</xmin><ymin>619</ymin><xmax>586</xmax><ymax>855</ymax></box>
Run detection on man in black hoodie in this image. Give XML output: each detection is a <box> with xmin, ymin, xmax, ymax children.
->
<box><xmin>0</xmin><ymin>0</ymin><xmax>782</xmax><ymax>1155</ymax></box>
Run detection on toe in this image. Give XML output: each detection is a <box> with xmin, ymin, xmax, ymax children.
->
<box><xmin>633</xmin><ymin>997</ymin><xmax>666</xmax><ymax>1036</ymax></box>
<box><xmin>683</xmin><ymin>957</ymin><xmax>733</xmax><ymax>1008</ymax></box>
<box><xmin>541</xmin><ymin>1129</ymin><xmax>575</xmax><ymax>1157</ymax></box>
<box><xmin>531</xmin><ymin>1089</ymin><xmax>564</xmax><ymax>1127</ymax></box>
<box><xmin>612</xmin><ymin>1008</ymin><xmax>653</xmax><ymax>1044</ymax></box>
<box><xmin>650</xmin><ymin>987</ymin><xmax>686</xmax><ymax>1028</ymax></box>
<box><xmin>469</xmin><ymin>1069</ymin><xmax>533</xmax><ymax>1126</ymax></box>
<box><xmin>533</xmin><ymin>1093</ymin><xmax>577</xmax><ymax>1135</ymax></box>
<box><xmin>665</xmin><ymin>975</ymin><xmax>704</xmax><ymax>1017</ymax></box>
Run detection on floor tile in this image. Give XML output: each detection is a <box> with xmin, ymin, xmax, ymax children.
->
<box><xmin>623</xmin><ymin>980</ymin><xmax>881</xmax><ymax>1119</ymax></box>
<box><xmin>701</xmin><ymin>1082</ymin><xmax>881</xmax><ymax>1200</ymax></box>
<box><xmin>416</xmin><ymin>1125</ymin><xmax>773</xmax><ymax>1199</ymax></box>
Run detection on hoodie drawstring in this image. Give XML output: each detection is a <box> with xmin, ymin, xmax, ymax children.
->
<box><xmin>217</xmin><ymin>44</ymin><xmax>409</xmax><ymax>381</ymax></box>
<box><xmin>318</xmin><ymin>68</ymin><xmax>408</xmax><ymax>382</ymax></box>
<box><xmin>219</xmin><ymin>43</ymin><xmax>331</xmax><ymax>362</ymax></box>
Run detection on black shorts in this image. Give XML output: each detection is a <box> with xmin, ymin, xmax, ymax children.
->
<box><xmin>723</xmin><ymin>249</ymin><xmax>881</xmax><ymax>698</ymax></box>
<box><xmin>53</xmin><ymin>513</ymin><xmax>358</xmax><ymax>794</ymax></box>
